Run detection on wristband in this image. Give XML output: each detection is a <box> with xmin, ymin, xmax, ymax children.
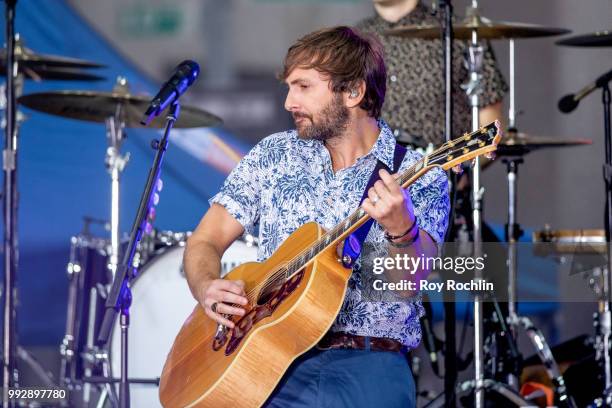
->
<box><xmin>384</xmin><ymin>217</ymin><xmax>418</xmax><ymax>241</ymax></box>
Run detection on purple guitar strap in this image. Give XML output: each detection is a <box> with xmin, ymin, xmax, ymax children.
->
<box><xmin>341</xmin><ymin>143</ymin><xmax>407</xmax><ymax>268</ymax></box>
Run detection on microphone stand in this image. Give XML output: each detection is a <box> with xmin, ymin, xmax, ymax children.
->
<box><xmin>96</xmin><ymin>101</ymin><xmax>180</xmax><ymax>408</ymax></box>
<box><xmin>598</xmin><ymin>76</ymin><xmax>612</xmax><ymax>406</ymax></box>
<box><xmin>437</xmin><ymin>1</ymin><xmax>458</xmax><ymax>407</ymax></box>
<box><xmin>559</xmin><ymin>69</ymin><xmax>612</xmax><ymax>406</ymax></box>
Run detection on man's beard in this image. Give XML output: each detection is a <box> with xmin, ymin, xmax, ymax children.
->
<box><xmin>293</xmin><ymin>94</ymin><xmax>350</xmax><ymax>141</ymax></box>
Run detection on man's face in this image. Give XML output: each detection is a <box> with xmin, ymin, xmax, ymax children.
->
<box><xmin>284</xmin><ymin>67</ymin><xmax>349</xmax><ymax>141</ymax></box>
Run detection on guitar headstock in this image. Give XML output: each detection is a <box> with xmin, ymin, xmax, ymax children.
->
<box><xmin>426</xmin><ymin>120</ymin><xmax>502</xmax><ymax>171</ymax></box>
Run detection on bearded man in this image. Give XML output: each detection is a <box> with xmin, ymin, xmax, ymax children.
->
<box><xmin>183</xmin><ymin>26</ymin><xmax>449</xmax><ymax>408</ymax></box>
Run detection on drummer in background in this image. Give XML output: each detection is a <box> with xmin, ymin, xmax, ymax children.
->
<box><xmin>357</xmin><ymin>0</ymin><xmax>507</xmax><ymax>153</ymax></box>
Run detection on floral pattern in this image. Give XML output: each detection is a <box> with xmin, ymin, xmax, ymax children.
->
<box><xmin>210</xmin><ymin>121</ymin><xmax>449</xmax><ymax>348</ymax></box>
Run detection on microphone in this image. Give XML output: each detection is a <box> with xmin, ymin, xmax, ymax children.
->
<box><xmin>141</xmin><ymin>60</ymin><xmax>200</xmax><ymax>125</ymax></box>
<box><xmin>559</xmin><ymin>68</ymin><xmax>612</xmax><ymax>113</ymax></box>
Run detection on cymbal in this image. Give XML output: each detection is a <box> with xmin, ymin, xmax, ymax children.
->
<box><xmin>0</xmin><ymin>39</ymin><xmax>104</xmax><ymax>69</ymax></box>
<box><xmin>533</xmin><ymin>228</ymin><xmax>606</xmax><ymax>255</ymax></box>
<box><xmin>0</xmin><ymin>37</ymin><xmax>105</xmax><ymax>81</ymax></box>
<box><xmin>556</xmin><ymin>30</ymin><xmax>612</xmax><ymax>47</ymax></box>
<box><xmin>386</xmin><ymin>15</ymin><xmax>571</xmax><ymax>40</ymax></box>
<box><xmin>0</xmin><ymin>65</ymin><xmax>105</xmax><ymax>81</ymax></box>
<box><xmin>497</xmin><ymin>130</ymin><xmax>592</xmax><ymax>156</ymax></box>
<box><xmin>18</xmin><ymin>91</ymin><xmax>222</xmax><ymax>129</ymax></box>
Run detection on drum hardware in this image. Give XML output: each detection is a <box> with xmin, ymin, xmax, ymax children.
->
<box><xmin>393</xmin><ymin>2</ymin><xmax>576</xmax><ymax>405</ymax></box>
<box><xmin>17</xmin><ymin>90</ymin><xmax>223</xmax><ymax>129</ymax></box>
<box><xmin>59</xmin><ymin>228</ymin><xmax>259</xmax><ymax>407</ymax></box>
<box><xmin>3</xmin><ymin>2</ymin><xmax>23</xmax><ymax>398</ymax></box>
<box><xmin>386</xmin><ymin>3</ymin><xmax>575</xmax><ymax>405</ymax></box>
<box><xmin>0</xmin><ymin>34</ymin><xmax>106</xmax><ymax>81</ymax></box>
<box><xmin>496</xmin><ymin>131</ymin><xmax>593</xmax><ymax>156</ymax></box>
<box><xmin>488</xmin><ymin>149</ymin><xmax>581</xmax><ymax>407</ymax></box>
<box><xmin>385</xmin><ymin>11</ymin><xmax>571</xmax><ymax>40</ymax></box>
<box><xmin>16</xmin><ymin>59</ymin><xmax>217</xmax><ymax>406</ymax></box>
<box><xmin>558</xmin><ymin>64</ymin><xmax>612</xmax><ymax>406</ymax></box>
<box><xmin>557</xmin><ymin>30</ymin><xmax>612</xmax><ymax>47</ymax></box>
<box><xmin>0</xmin><ymin>17</ymin><xmax>106</xmax><ymax>402</ymax></box>
<box><xmin>106</xmin><ymin>77</ymin><xmax>131</xmax><ymax>277</ymax></box>
<box><xmin>462</xmin><ymin>4</ymin><xmax>489</xmax><ymax>406</ymax></box>
<box><xmin>433</xmin><ymin>2</ymin><xmax>459</xmax><ymax>405</ymax></box>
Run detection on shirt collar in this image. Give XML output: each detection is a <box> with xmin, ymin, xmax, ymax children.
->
<box><xmin>292</xmin><ymin>119</ymin><xmax>399</xmax><ymax>171</ymax></box>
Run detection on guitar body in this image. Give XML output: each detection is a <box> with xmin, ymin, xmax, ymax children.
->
<box><xmin>159</xmin><ymin>222</ymin><xmax>353</xmax><ymax>407</ymax></box>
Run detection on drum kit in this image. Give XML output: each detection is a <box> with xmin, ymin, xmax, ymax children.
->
<box><xmin>0</xmin><ymin>31</ymin><xmax>257</xmax><ymax>407</ymax></box>
<box><xmin>387</xmin><ymin>3</ymin><xmax>611</xmax><ymax>408</ymax></box>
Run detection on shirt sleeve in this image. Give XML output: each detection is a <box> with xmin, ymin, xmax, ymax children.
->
<box><xmin>209</xmin><ymin>142</ymin><xmax>263</xmax><ymax>235</ymax></box>
<box><xmin>479</xmin><ymin>40</ymin><xmax>509</xmax><ymax>108</ymax></box>
<box><xmin>409</xmin><ymin>166</ymin><xmax>450</xmax><ymax>244</ymax></box>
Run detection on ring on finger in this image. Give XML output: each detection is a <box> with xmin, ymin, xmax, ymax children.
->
<box><xmin>372</xmin><ymin>194</ymin><xmax>379</xmax><ymax>204</ymax></box>
<box><xmin>211</xmin><ymin>301</ymin><xmax>219</xmax><ymax>313</ymax></box>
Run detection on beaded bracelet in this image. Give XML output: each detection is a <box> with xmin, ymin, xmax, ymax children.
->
<box><xmin>384</xmin><ymin>217</ymin><xmax>418</xmax><ymax>242</ymax></box>
<box><xmin>388</xmin><ymin>232</ymin><xmax>420</xmax><ymax>248</ymax></box>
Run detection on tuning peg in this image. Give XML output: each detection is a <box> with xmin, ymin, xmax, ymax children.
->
<box><xmin>485</xmin><ymin>152</ymin><xmax>497</xmax><ymax>161</ymax></box>
<box><xmin>153</xmin><ymin>192</ymin><xmax>160</xmax><ymax>206</ymax></box>
<box><xmin>148</xmin><ymin>206</ymin><xmax>156</xmax><ymax>221</ymax></box>
<box><xmin>144</xmin><ymin>221</ymin><xmax>154</xmax><ymax>235</ymax></box>
<box><xmin>156</xmin><ymin>178</ymin><xmax>164</xmax><ymax>192</ymax></box>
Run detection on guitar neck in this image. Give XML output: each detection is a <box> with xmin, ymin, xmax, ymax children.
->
<box><xmin>282</xmin><ymin>121</ymin><xmax>501</xmax><ymax>277</ymax></box>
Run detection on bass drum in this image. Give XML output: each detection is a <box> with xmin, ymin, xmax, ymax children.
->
<box><xmin>110</xmin><ymin>236</ymin><xmax>258</xmax><ymax>407</ymax></box>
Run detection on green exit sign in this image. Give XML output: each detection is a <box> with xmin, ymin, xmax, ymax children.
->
<box><xmin>118</xmin><ymin>4</ymin><xmax>183</xmax><ymax>37</ymax></box>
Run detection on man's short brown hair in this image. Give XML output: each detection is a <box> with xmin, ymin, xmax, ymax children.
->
<box><xmin>280</xmin><ymin>26</ymin><xmax>386</xmax><ymax>119</ymax></box>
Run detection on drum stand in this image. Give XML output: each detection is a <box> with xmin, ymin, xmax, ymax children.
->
<box><xmin>105</xmin><ymin>78</ymin><xmax>131</xmax><ymax>277</ymax></box>
<box><xmin>460</xmin><ymin>3</ymin><xmax>532</xmax><ymax>406</ymax></box>
<box><xmin>59</xmin><ymin>78</ymin><xmax>132</xmax><ymax>407</ymax></box>
<box><xmin>2</xmin><ymin>2</ymin><xmax>20</xmax><ymax>405</ymax></box>
<box><xmin>88</xmin><ymin>79</ymin><xmax>131</xmax><ymax>407</ymax></box>
<box><xmin>502</xmin><ymin>154</ymin><xmax>576</xmax><ymax>407</ymax></box>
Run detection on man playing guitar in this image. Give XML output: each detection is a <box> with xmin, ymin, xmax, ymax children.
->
<box><xmin>183</xmin><ymin>26</ymin><xmax>449</xmax><ymax>407</ymax></box>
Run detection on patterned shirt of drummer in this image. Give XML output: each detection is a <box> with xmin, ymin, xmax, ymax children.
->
<box><xmin>209</xmin><ymin>121</ymin><xmax>450</xmax><ymax>349</ymax></box>
<box><xmin>357</xmin><ymin>1</ymin><xmax>508</xmax><ymax>148</ymax></box>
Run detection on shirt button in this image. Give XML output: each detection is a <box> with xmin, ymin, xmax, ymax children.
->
<box><xmin>393</xmin><ymin>129</ymin><xmax>400</xmax><ymax>137</ymax></box>
<box><xmin>390</xmin><ymin>75</ymin><xmax>397</xmax><ymax>82</ymax></box>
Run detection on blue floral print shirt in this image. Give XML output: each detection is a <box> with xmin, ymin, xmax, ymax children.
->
<box><xmin>210</xmin><ymin>121</ymin><xmax>449</xmax><ymax>348</ymax></box>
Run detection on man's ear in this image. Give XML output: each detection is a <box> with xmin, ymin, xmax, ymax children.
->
<box><xmin>344</xmin><ymin>81</ymin><xmax>366</xmax><ymax>108</ymax></box>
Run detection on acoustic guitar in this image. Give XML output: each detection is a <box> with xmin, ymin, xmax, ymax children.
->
<box><xmin>159</xmin><ymin>121</ymin><xmax>502</xmax><ymax>407</ymax></box>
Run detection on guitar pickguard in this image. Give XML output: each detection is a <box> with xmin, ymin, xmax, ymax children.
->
<box><xmin>219</xmin><ymin>270</ymin><xmax>305</xmax><ymax>356</ymax></box>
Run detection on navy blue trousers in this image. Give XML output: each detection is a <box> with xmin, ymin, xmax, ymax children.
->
<box><xmin>262</xmin><ymin>347</ymin><xmax>416</xmax><ymax>408</ymax></box>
